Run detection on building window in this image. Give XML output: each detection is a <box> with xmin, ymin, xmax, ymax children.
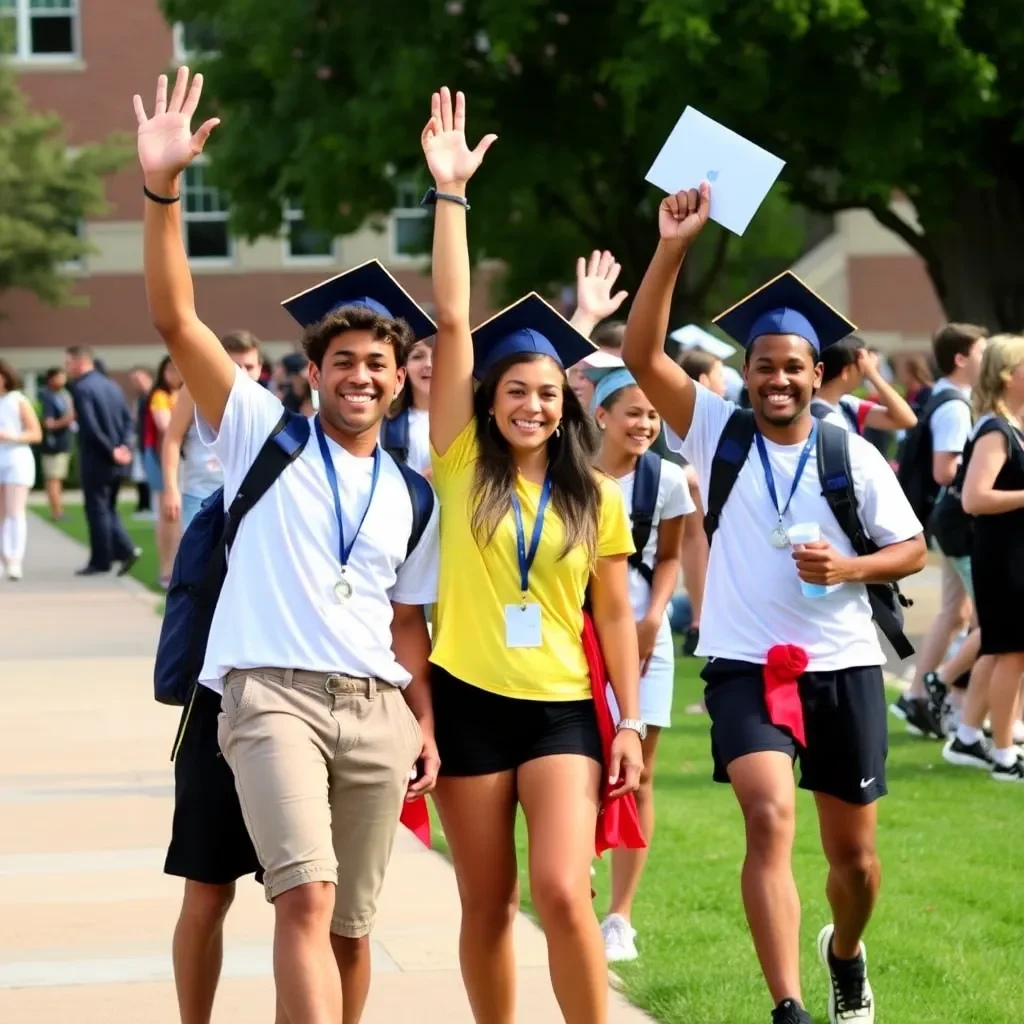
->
<box><xmin>182</xmin><ymin>163</ymin><xmax>232</xmax><ymax>262</ymax></box>
<box><xmin>59</xmin><ymin>219</ymin><xmax>85</xmax><ymax>271</ymax></box>
<box><xmin>392</xmin><ymin>180</ymin><xmax>430</xmax><ymax>258</ymax></box>
<box><xmin>1</xmin><ymin>0</ymin><xmax>78</xmax><ymax>60</ymax></box>
<box><xmin>284</xmin><ymin>201</ymin><xmax>335</xmax><ymax>261</ymax></box>
<box><xmin>172</xmin><ymin>20</ymin><xmax>220</xmax><ymax>61</ymax></box>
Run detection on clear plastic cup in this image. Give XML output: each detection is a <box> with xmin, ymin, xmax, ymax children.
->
<box><xmin>787</xmin><ymin>522</ymin><xmax>828</xmax><ymax>599</ymax></box>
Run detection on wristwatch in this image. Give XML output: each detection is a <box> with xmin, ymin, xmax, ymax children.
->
<box><xmin>617</xmin><ymin>718</ymin><xmax>647</xmax><ymax>740</ymax></box>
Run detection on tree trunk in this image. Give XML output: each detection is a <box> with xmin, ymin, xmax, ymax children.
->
<box><xmin>916</xmin><ymin>166</ymin><xmax>1024</xmax><ymax>332</ymax></box>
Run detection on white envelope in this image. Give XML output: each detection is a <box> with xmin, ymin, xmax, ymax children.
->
<box><xmin>645</xmin><ymin>107</ymin><xmax>785</xmax><ymax>236</ymax></box>
<box><xmin>669</xmin><ymin>324</ymin><xmax>736</xmax><ymax>360</ymax></box>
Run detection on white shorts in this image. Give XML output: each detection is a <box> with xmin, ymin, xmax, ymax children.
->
<box><xmin>0</xmin><ymin>449</ymin><xmax>36</xmax><ymax>488</ymax></box>
<box><xmin>607</xmin><ymin>616</ymin><xmax>675</xmax><ymax>729</ymax></box>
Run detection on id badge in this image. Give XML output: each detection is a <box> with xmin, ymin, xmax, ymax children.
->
<box><xmin>504</xmin><ymin>603</ymin><xmax>542</xmax><ymax>648</ymax></box>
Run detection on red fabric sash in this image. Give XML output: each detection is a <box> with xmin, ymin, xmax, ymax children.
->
<box><xmin>400</xmin><ymin>794</ymin><xmax>431</xmax><ymax>847</ymax></box>
<box><xmin>582</xmin><ymin>611</ymin><xmax>646</xmax><ymax>857</ymax></box>
<box><xmin>763</xmin><ymin>644</ymin><xmax>808</xmax><ymax>747</ymax></box>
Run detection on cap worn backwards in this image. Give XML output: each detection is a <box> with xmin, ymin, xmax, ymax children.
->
<box><xmin>281</xmin><ymin>259</ymin><xmax>436</xmax><ymax>341</ymax></box>
<box><xmin>713</xmin><ymin>271</ymin><xmax>856</xmax><ymax>356</ymax></box>
<box><xmin>470</xmin><ymin>292</ymin><xmax>596</xmax><ymax>381</ymax></box>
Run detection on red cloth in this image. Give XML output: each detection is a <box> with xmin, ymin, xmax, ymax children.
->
<box><xmin>582</xmin><ymin>611</ymin><xmax>646</xmax><ymax>857</ymax></box>
<box><xmin>400</xmin><ymin>794</ymin><xmax>432</xmax><ymax>847</ymax></box>
<box><xmin>763</xmin><ymin>645</ymin><xmax>809</xmax><ymax>747</ymax></box>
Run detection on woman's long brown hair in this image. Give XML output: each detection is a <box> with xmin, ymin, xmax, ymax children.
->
<box><xmin>470</xmin><ymin>352</ymin><xmax>602</xmax><ymax>561</ymax></box>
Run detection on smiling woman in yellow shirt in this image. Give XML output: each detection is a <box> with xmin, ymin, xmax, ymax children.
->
<box><xmin>422</xmin><ymin>87</ymin><xmax>643</xmax><ymax>1024</ymax></box>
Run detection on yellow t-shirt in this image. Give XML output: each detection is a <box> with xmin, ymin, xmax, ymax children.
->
<box><xmin>430</xmin><ymin>420</ymin><xmax>634</xmax><ymax>701</ymax></box>
<box><xmin>149</xmin><ymin>390</ymin><xmax>176</xmax><ymax>415</ymax></box>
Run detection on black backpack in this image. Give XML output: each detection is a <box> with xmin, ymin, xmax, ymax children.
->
<box><xmin>895</xmin><ymin>389</ymin><xmax>971</xmax><ymax>528</ymax></box>
<box><xmin>628</xmin><ymin>450</ymin><xmax>662</xmax><ymax>587</ymax></box>
<box><xmin>704</xmin><ymin>410</ymin><xmax>915</xmax><ymax>660</ymax></box>
<box><xmin>810</xmin><ymin>399</ymin><xmax>860</xmax><ymax>434</ymax></box>
<box><xmin>154</xmin><ymin>412</ymin><xmax>435</xmax><ymax>708</ymax></box>
<box><xmin>929</xmin><ymin>417</ymin><xmax>1023</xmax><ymax>558</ymax></box>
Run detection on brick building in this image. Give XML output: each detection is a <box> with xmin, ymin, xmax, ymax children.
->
<box><xmin>1</xmin><ymin>0</ymin><xmax>498</xmax><ymax>384</ymax></box>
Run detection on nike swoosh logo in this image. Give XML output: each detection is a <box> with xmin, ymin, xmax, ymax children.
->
<box><xmin>860</xmin><ymin>777</ymin><xmax>875</xmax><ymax>788</ymax></box>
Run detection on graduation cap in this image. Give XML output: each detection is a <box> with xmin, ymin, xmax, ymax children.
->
<box><xmin>713</xmin><ymin>271</ymin><xmax>856</xmax><ymax>355</ymax></box>
<box><xmin>281</xmin><ymin>259</ymin><xmax>436</xmax><ymax>341</ymax></box>
<box><xmin>471</xmin><ymin>292</ymin><xmax>596</xmax><ymax>381</ymax></box>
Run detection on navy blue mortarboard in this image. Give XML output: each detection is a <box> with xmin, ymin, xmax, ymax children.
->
<box><xmin>471</xmin><ymin>293</ymin><xmax>596</xmax><ymax>381</ymax></box>
<box><xmin>281</xmin><ymin>259</ymin><xmax>436</xmax><ymax>341</ymax></box>
<box><xmin>713</xmin><ymin>271</ymin><xmax>856</xmax><ymax>355</ymax></box>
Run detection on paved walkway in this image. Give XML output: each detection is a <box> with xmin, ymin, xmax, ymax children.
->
<box><xmin>0</xmin><ymin>516</ymin><xmax>652</xmax><ymax>1023</ymax></box>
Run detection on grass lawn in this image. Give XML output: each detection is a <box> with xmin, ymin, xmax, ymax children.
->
<box><xmin>432</xmin><ymin>659</ymin><xmax>1022</xmax><ymax>1023</ymax></box>
<box><xmin>32</xmin><ymin>501</ymin><xmax>164</xmax><ymax>594</ymax></box>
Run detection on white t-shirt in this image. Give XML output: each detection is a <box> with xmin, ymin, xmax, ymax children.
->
<box><xmin>406</xmin><ymin>407</ymin><xmax>431</xmax><ymax>476</ymax></box>
<box><xmin>929</xmin><ymin>378</ymin><xmax>972</xmax><ymax>454</ymax></box>
<box><xmin>612</xmin><ymin>459</ymin><xmax>695</xmax><ymax>621</ymax></box>
<box><xmin>197</xmin><ymin>370</ymin><xmax>440</xmax><ymax>694</ymax></box>
<box><xmin>811</xmin><ymin>395</ymin><xmax>869</xmax><ymax>434</ymax></box>
<box><xmin>665</xmin><ymin>385</ymin><xmax>923</xmax><ymax>670</ymax></box>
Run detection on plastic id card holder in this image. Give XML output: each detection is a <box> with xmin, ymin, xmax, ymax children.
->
<box><xmin>505</xmin><ymin>603</ymin><xmax>542</xmax><ymax>648</ymax></box>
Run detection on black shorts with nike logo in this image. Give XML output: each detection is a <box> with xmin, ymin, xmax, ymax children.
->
<box><xmin>701</xmin><ymin>658</ymin><xmax>888</xmax><ymax>805</ymax></box>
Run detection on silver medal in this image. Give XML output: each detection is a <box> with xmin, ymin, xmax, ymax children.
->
<box><xmin>334</xmin><ymin>575</ymin><xmax>354</xmax><ymax>604</ymax></box>
<box><xmin>770</xmin><ymin>522</ymin><xmax>790</xmax><ymax>549</ymax></box>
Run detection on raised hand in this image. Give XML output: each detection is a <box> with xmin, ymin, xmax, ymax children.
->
<box><xmin>421</xmin><ymin>87</ymin><xmax>497</xmax><ymax>189</ymax></box>
<box><xmin>575</xmin><ymin>250</ymin><xmax>629</xmax><ymax>324</ymax></box>
<box><xmin>133</xmin><ymin>67</ymin><xmax>220</xmax><ymax>186</ymax></box>
<box><xmin>659</xmin><ymin>182</ymin><xmax>711</xmax><ymax>247</ymax></box>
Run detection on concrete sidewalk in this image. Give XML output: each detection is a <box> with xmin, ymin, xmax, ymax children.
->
<box><xmin>0</xmin><ymin>516</ymin><xmax>652</xmax><ymax>1023</ymax></box>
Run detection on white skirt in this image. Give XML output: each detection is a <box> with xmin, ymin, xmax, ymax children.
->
<box><xmin>606</xmin><ymin>616</ymin><xmax>675</xmax><ymax>729</ymax></box>
<box><xmin>0</xmin><ymin>447</ymin><xmax>36</xmax><ymax>488</ymax></box>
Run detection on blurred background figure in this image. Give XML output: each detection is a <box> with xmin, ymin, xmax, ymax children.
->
<box><xmin>127</xmin><ymin>366</ymin><xmax>154</xmax><ymax>518</ymax></box>
<box><xmin>0</xmin><ymin>358</ymin><xmax>43</xmax><ymax>580</ymax></box>
<box><xmin>896</xmin><ymin>352</ymin><xmax>936</xmax><ymax>414</ymax></box>
<box><xmin>39</xmin><ymin>367</ymin><xmax>76</xmax><ymax>521</ymax></box>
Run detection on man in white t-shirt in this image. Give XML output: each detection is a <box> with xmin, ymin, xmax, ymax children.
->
<box><xmin>810</xmin><ymin>337</ymin><xmax>917</xmax><ymax>437</ymax></box>
<box><xmin>892</xmin><ymin>322</ymin><xmax>986</xmax><ymax>737</ymax></box>
<box><xmin>623</xmin><ymin>184</ymin><xmax>926</xmax><ymax>1024</ymax></box>
<box><xmin>137</xmin><ymin>69</ymin><xmax>440</xmax><ymax>1024</ymax></box>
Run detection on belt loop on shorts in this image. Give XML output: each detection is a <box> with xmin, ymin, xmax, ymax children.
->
<box><xmin>366</xmin><ymin>677</ymin><xmax>376</xmax><ymax>701</ymax></box>
<box><xmin>283</xmin><ymin>668</ymin><xmax>295</xmax><ymax>689</ymax></box>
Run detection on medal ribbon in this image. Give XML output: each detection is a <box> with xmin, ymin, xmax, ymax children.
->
<box><xmin>754</xmin><ymin>422</ymin><xmax>817</xmax><ymax>530</ymax></box>
<box><xmin>511</xmin><ymin>475</ymin><xmax>552</xmax><ymax>602</ymax></box>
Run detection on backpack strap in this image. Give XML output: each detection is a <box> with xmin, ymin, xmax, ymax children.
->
<box><xmin>816</xmin><ymin>421</ymin><xmax>915</xmax><ymax>660</ymax></box>
<box><xmin>628</xmin><ymin>451</ymin><xmax>662</xmax><ymax>588</ymax></box>
<box><xmin>809</xmin><ymin>402</ymin><xmax>831</xmax><ymax>422</ymax></box>
<box><xmin>394</xmin><ymin>459</ymin><xmax>435</xmax><ymax>560</ymax></box>
<box><xmin>381</xmin><ymin>409</ymin><xmax>410</xmax><ymax>465</ymax></box>
<box><xmin>921</xmin><ymin>387</ymin><xmax>970</xmax><ymax>424</ymax></box>
<box><xmin>704</xmin><ymin>409</ymin><xmax>756</xmax><ymax>545</ymax></box>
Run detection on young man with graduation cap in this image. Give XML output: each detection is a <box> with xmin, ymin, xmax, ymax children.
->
<box><xmin>421</xmin><ymin>86</ymin><xmax>644</xmax><ymax>1023</ymax></box>
<box><xmin>623</xmin><ymin>184</ymin><xmax>926</xmax><ymax>1024</ymax></box>
<box><xmin>136</xmin><ymin>68</ymin><xmax>440</xmax><ymax>1024</ymax></box>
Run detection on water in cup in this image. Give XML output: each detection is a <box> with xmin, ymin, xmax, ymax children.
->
<box><xmin>787</xmin><ymin>522</ymin><xmax>829</xmax><ymax>599</ymax></box>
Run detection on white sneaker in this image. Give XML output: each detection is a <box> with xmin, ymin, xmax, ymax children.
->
<box><xmin>601</xmin><ymin>913</ymin><xmax>638</xmax><ymax>963</ymax></box>
<box><xmin>817</xmin><ymin>924</ymin><xmax>874</xmax><ymax>1022</ymax></box>
<box><xmin>1014</xmin><ymin>720</ymin><xmax>1024</xmax><ymax>746</ymax></box>
<box><xmin>5</xmin><ymin>562</ymin><xmax>22</xmax><ymax>581</ymax></box>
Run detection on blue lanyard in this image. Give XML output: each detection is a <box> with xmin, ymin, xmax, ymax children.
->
<box><xmin>511</xmin><ymin>475</ymin><xmax>552</xmax><ymax>598</ymax></box>
<box><xmin>754</xmin><ymin>422</ymin><xmax>817</xmax><ymax>523</ymax></box>
<box><xmin>314</xmin><ymin>417</ymin><xmax>381</xmax><ymax>571</ymax></box>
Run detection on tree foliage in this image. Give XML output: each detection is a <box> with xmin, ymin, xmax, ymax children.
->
<box><xmin>163</xmin><ymin>0</ymin><xmax>1024</xmax><ymax>329</ymax></box>
<box><xmin>0</xmin><ymin>55</ymin><xmax>130</xmax><ymax>308</ymax></box>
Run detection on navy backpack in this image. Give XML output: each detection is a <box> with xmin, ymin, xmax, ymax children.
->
<box><xmin>628</xmin><ymin>450</ymin><xmax>662</xmax><ymax>588</ymax></box>
<box><xmin>154</xmin><ymin>411</ymin><xmax>435</xmax><ymax>706</ymax></box>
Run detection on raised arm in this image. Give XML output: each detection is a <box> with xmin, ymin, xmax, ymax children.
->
<box><xmin>422</xmin><ymin>87</ymin><xmax>497</xmax><ymax>456</ymax></box>
<box><xmin>859</xmin><ymin>351</ymin><xmax>917</xmax><ymax>431</ymax></box>
<box><xmin>569</xmin><ymin>250</ymin><xmax>629</xmax><ymax>339</ymax></box>
<box><xmin>622</xmin><ymin>185</ymin><xmax>711</xmax><ymax>441</ymax></box>
<box><xmin>134</xmin><ymin>68</ymin><xmax>235</xmax><ymax>432</ymax></box>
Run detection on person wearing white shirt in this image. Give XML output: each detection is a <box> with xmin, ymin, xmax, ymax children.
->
<box><xmin>591</xmin><ymin>368</ymin><xmax>695</xmax><ymax>963</ymax></box>
<box><xmin>137</xmin><ymin>68</ymin><xmax>440</xmax><ymax>1024</ymax></box>
<box><xmin>810</xmin><ymin>338</ymin><xmax>916</xmax><ymax>437</ymax></box>
<box><xmin>382</xmin><ymin>336</ymin><xmax>433</xmax><ymax>477</ymax></box>
<box><xmin>0</xmin><ymin>359</ymin><xmax>43</xmax><ymax>581</ymax></box>
<box><xmin>894</xmin><ymin>323</ymin><xmax>987</xmax><ymax>737</ymax></box>
<box><xmin>623</xmin><ymin>184</ymin><xmax>926</xmax><ymax>1024</ymax></box>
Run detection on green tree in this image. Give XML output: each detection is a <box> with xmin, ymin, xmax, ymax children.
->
<box><xmin>162</xmin><ymin>0</ymin><xmax>1023</xmax><ymax>330</ymax></box>
<box><xmin>0</xmin><ymin>54</ymin><xmax>130</xmax><ymax>308</ymax></box>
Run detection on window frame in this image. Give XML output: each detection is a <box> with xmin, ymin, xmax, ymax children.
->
<box><xmin>282</xmin><ymin>201</ymin><xmax>337</xmax><ymax>266</ymax></box>
<box><xmin>171</xmin><ymin>20</ymin><xmax>219</xmax><ymax>62</ymax></box>
<box><xmin>181</xmin><ymin>160</ymin><xmax>235</xmax><ymax>267</ymax></box>
<box><xmin>390</xmin><ymin>179</ymin><xmax>430</xmax><ymax>263</ymax></box>
<box><xmin>1</xmin><ymin>0</ymin><xmax>80</xmax><ymax>63</ymax></box>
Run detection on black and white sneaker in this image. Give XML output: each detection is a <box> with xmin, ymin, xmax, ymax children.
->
<box><xmin>991</xmin><ymin>756</ymin><xmax>1024</xmax><ymax>783</ymax></box>
<box><xmin>889</xmin><ymin>693</ymin><xmax>943</xmax><ymax>739</ymax></box>
<box><xmin>922</xmin><ymin>672</ymin><xmax>948</xmax><ymax>730</ymax></box>
<box><xmin>943</xmin><ymin>736</ymin><xmax>992</xmax><ymax>770</ymax></box>
<box><xmin>772</xmin><ymin>998</ymin><xmax>813</xmax><ymax>1024</ymax></box>
<box><xmin>817</xmin><ymin>924</ymin><xmax>874</xmax><ymax>1022</ymax></box>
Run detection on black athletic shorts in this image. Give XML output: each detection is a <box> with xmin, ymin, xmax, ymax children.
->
<box><xmin>701</xmin><ymin>658</ymin><xmax>888</xmax><ymax>805</ymax></box>
<box><xmin>431</xmin><ymin>665</ymin><xmax>604</xmax><ymax>776</ymax></box>
<box><xmin>164</xmin><ymin>684</ymin><xmax>263</xmax><ymax>885</ymax></box>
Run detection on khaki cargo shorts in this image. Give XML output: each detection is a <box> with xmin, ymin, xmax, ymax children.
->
<box><xmin>218</xmin><ymin>667</ymin><xmax>421</xmax><ymax>937</ymax></box>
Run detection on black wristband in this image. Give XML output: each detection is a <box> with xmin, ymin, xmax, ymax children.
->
<box><xmin>143</xmin><ymin>184</ymin><xmax>181</xmax><ymax>205</ymax></box>
<box><xmin>420</xmin><ymin>187</ymin><xmax>470</xmax><ymax>211</ymax></box>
